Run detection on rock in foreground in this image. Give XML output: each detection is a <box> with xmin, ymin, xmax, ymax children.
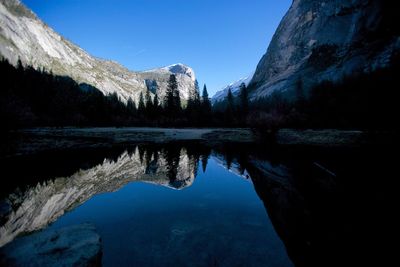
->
<box><xmin>0</xmin><ymin>223</ymin><xmax>102</xmax><ymax>267</ymax></box>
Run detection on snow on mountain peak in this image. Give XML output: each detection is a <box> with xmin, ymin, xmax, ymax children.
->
<box><xmin>145</xmin><ymin>63</ymin><xmax>196</xmax><ymax>82</ymax></box>
<box><xmin>211</xmin><ymin>71</ymin><xmax>255</xmax><ymax>104</ymax></box>
<box><xmin>0</xmin><ymin>1</ymin><xmax>197</xmax><ymax>104</ymax></box>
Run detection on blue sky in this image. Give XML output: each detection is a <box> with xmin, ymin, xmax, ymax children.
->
<box><xmin>22</xmin><ymin>0</ymin><xmax>291</xmax><ymax>96</ymax></box>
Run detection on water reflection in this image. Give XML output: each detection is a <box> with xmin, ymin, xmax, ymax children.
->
<box><xmin>0</xmin><ymin>142</ymin><xmax>394</xmax><ymax>266</ymax></box>
<box><xmin>0</xmin><ymin>144</ymin><xmax>205</xmax><ymax>246</ymax></box>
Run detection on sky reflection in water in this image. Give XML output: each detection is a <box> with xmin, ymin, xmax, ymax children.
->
<box><xmin>1</xmin><ymin>141</ymin><xmax>392</xmax><ymax>267</ymax></box>
<box><xmin>49</xmin><ymin>156</ymin><xmax>293</xmax><ymax>267</ymax></box>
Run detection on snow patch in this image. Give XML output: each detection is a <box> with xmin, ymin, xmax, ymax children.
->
<box><xmin>212</xmin><ymin>71</ymin><xmax>255</xmax><ymax>103</ymax></box>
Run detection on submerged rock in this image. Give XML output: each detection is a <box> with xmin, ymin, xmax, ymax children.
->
<box><xmin>0</xmin><ymin>223</ymin><xmax>102</xmax><ymax>267</ymax></box>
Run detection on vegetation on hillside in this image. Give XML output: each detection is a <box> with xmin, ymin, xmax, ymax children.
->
<box><xmin>1</xmin><ymin>55</ymin><xmax>398</xmax><ymax>130</ymax></box>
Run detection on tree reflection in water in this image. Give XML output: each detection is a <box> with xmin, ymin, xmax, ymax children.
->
<box><xmin>0</xmin><ymin>142</ymin><xmax>394</xmax><ymax>266</ymax></box>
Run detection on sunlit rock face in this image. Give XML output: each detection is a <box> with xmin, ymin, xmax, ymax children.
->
<box><xmin>249</xmin><ymin>0</ymin><xmax>400</xmax><ymax>99</ymax></box>
<box><xmin>141</xmin><ymin>63</ymin><xmax>198</xmax><ymax>104</ymax></box>
<box><xmin>0</xmin><ymin>147</ymin><xmax>198</xmax><ymax>247</ymax></box>
<box><xmin>0</xmin><ymin>0</ymin><xmax>197</xmax><ymax>103</ymax></box>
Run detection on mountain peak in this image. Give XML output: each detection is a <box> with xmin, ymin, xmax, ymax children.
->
<box><xmin>162</xmin><ymin>63</ymin><xmax>195</xmax><ymax>81</ymax></box>
<box><xmin>144</xmin><ymin>63</ymin><xmax>196</xmax><ymax>82</ymax></box>
<box><xmin>0</xmin><ymin>1</ymin><xmax>197</xmax><ymax>104</ymax></box>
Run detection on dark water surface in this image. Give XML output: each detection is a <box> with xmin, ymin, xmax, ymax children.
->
<box><xmin>0</xmin><ymin>141</ymin><xmax>395</xmax><ymax>266</ymax></box>
<box><xmin>50</xmin><ymin>157</ymin><xmax>291</xmax><ymax>267</ymax></box>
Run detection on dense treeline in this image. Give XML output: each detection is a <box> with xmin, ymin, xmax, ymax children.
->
<box><xmin>0</xmin><ymin>58</ymin><xmax>241</xmax><ymax>128</ymax></box>
<box><xmin>1</xmin><ymin>59</ymin><xmax>135</xmax><ymax>128</ymax></box>
<box><xmin>1</xmin><ymin>56</ymin><xmax>397</xmax><ymax>130</ymax></box>
<box><xmin>256</xmin><ymin>61</ymin><xmax>397</xmax><ymax>131</ymax></box>
<box><xmin>0</xmin><ymin>59</ymin><xmax>214</xmax><ymax>128</ymax></box>
<box><xmin>214</xmin><ymin>55</ymin><xmax>399</xmax><ymax>131</ymax></box>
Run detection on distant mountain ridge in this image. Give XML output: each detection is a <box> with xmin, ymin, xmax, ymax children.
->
<box><xmin>0</xmin><ymin>0</ymin><xmax>198</xmax><ymax>103</ymax></box>
<box><xmin>211</xmin><ymin>72</ymin><xmax>254</xmax><ymax>104</ymax></box>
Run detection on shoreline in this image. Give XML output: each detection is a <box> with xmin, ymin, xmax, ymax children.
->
<box><xmin>1</xmin><ymin>127</ymin><xmax>387</xmax><ymax>158</ymax></box>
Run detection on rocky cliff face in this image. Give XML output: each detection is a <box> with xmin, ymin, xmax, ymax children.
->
<box><xmin>0</xmin><ymin>0</ymin><xmax>197</xmax><ymax>103</ymax></box>
<box><xmin>249</xmin><ymin>0</ymin><xmax>400</xmax><ymax>99</ymax></box>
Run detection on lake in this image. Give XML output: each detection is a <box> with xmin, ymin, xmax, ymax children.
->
<box><xmin>0</xmin><ymin>134</ymin><xmax>395</xmax><ymax>267</ymax></box>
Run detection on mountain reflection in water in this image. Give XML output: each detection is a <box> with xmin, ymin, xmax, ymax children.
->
<box><xmin>0</xmin><ymin>142</ymin><xmax>395</xmax><ymax>267</ymax></box>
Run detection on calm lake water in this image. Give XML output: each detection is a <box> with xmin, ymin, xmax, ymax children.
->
<box><xmin>50</xmin><ymin>156</ymin><xmax>292</xmax><ymax>267</ymax></box>
<box><xmin>0</xmin><ymin>141</ymin><xmax>395</xmax><ymax>266</ymax></box>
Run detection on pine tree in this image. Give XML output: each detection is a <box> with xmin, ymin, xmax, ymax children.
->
<box><xmin>225</xmin><ymin>88</ymin><xmax>235</xmax><ymax>124</ymax></box>
<box><xmin>17</xmin><ymin>58</ymin><xmax>24</xmax><ymax>73</ymax></box>
<box><xmin>227</xmin><ymin>88</ymin><xmax>234</xmax><ymax>111</ymax></box>
<box><xmin>239</xmin><ymin>82</ymin><xmax>249</xmax><ymax>115</ymax></box>
<box><xmin>186</xmin><ymin>97</ymin><xmax>194</xmax><ymax>114</ymax></box>
<box><xmin>186</xmin><ymin>81</ymin><xmax>203</xmax><ymax>124</ymax></box>
<box><xmin>165</xmin><ymin>74</ymin><xmax>180</xmax><ymax>115</ymax></box>
<box><xmin>201</xmin><ymin>155</ymin><xmax>207</xmax><ymax>172</ymax></box>
<box><xmin>201</xmin><ymin>84</ymin><xmax>211</xmax><ymax>113</ymax></box>
<box><xmin>127</xmin><ymin>97</ymin><xmax>137</xmax><ymax>115</ymax></box>
<box><xmin>138</xmin><ymin>92</ymin><xmax>145</xmax><ymax>113</ymax></box>
<box><xmin>194</xmin><ymin>80</ymin><xmax>201</xmax><ymax>107</ymax></box>
<box><xmin>153</xmin><ymin>93</ymin><xmax>160</xmax><ymax>113</ymax></box>
<box><xmin>145</xmin><ymin>89</ymin><xmax>153</xmax><ymax>117</ymax></box>
<box><xmin>173</xmin><ymin>86</ymin><xmax>181</xmax><ymax>113</ymax></box>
